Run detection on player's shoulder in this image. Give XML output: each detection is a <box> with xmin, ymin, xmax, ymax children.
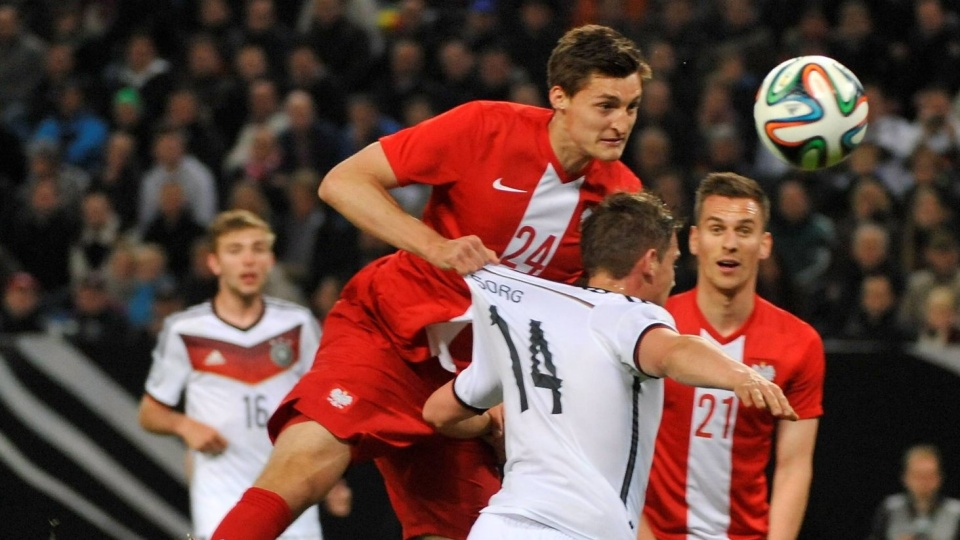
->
<box><xmin>263</xmin><ymin>296</ymin><xmax>313</xmax><ymax>318</ymax></box>
<box><xmin>163</xmin><ymin>301</ymin><xmax>214</xmax><ymax>330</ymax></box>
<box><xmin>665</xmin><ymin>289</ymin><xmax>697</xmax><ymax>318</ymax></box>
<box><xmin>881</xmin><ymin>493</ymin><xmax>911</xmax><ymax>511</ymax></box>
<box><xmin>754</xmin><ymin>296</ymin><xmax>822</xmax><ymax>344</ymax></box>
<box><xmin>462</xmin><ymin>100</ymin><xmax>551</xmax><ymax>127</ymax></box>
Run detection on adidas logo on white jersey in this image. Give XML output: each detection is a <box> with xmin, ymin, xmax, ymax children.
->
<box><xmin>204</xmin><ymin>350</ymin><xmax>227</xmax><ymax>366</ymax></box>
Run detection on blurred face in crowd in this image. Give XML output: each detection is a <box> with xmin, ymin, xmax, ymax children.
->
<box><xmin>82</xmin><ymin>193</ymin><xmax>113</xmax><ymax>229</ymax></box>
<box><xmin>46</xmin><ymin>44</ymin><xmax>75</xmax><ymax>79</ymax></box>
<box><xmin>0</xmin><ymin>6</ymin><xmax>19</xmax><ymax>43</ymax></box>
<box><xmin>861</xmin><ymin>275</ymin><xmax>894</xmax><ymax>319</ymax></box>
<box><xmin>188</xmin><ymin>39</ymin><xmax>223</xmax><ymax>77</ymax></box>
<box><xmin>158</xmin><ymin>182</ymin><xmax>187</xmax><ymax>219</ymax></box>
<box><xmin>690</xmin><ymin>195</ymin><xmax>771</xmax><ymax>297</ymax></box>
<box><xmin>286</xmin><ymin>92</ymin><xmax>315</xmax><ymax>131</ymax></box>
<box><xmin>852</xmin><ymin>226</ymin><xmax>888</xmax><ymax>269</ymax></box>
<box><xmin>778</xmin><ymin>181</ymin><xmax>811</xmax><ymax>223</ymax></box>
<box><xmin>75</xmin><ymin>283</ymin><xmax>110</xmax><ymax>315</ymax></box>
<box><xmin>549</xmin><ymin>72</ymin><xmax>642</xmax><ymax>168</ymax></box>
<box><xmin>30</xmin><ymin>180</ymin><xmax>60</xmax><ymax>215</ymax></box>
<box><xmin>153</xmin><ymin>132</ymin><xmax>185</xmax><ymax>168</ymax></box>
<box><xmin>249</xmin><ymin>81</ymin><xmax>278</xmax><ymax>121</ymax></box>
<box><xmin>236</xmin><ymin>46</ymin><xmax>269</xmax><ymax>82</ymax></box>
<box><xmin>903</xmin><ymin>449</ymin><xmax>943</xmax><ymax>503</ymax></box>
<box><xmin>208</xmin><ymin>227</ymin><xmax>275</xmax><ymax>301</ymax></box>
<box><xmin>438</xmin><ymin>40</ymin><xmax>474</xmax><ymax>82</ymax></box>
<box><xmin>245</xmin><ymin>0</ymin><xmax>275</xmax><ymax>32</ymax></box>
<box><xmin>166</xmin><ymin>91</ymin><xmax>199</xmax><ymax>127</ymax></box>
<box><xmin>4</xmin><ymin>279</ymin><xmax>39</xmax><ymax>317</ymax></box>
<box><xmin>126</xmin><ymin>35</ymin><xmax>156</xmax><ymax>72</ymax></box>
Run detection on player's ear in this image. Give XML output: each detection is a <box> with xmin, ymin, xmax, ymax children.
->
<box><xmin>636</xmin><ymin>248</ymin><xmax>658</xmax><ymax>280</ymax></box>
<box><xmin>758</xmin><ymin>230</ymin><xmax>772</xmax><ymax>260</ymax></box>
<box><xmin>688</xmin><ymin>226</ymin><xmax>700</xmax><ymax>256</ymax></box>
<box><xmin>206</xmin><ymin>250</ymin><xmax>221</xmax><ymax>277</ymax></box>
<box><xmin>548</xmin><ymin>86</ymin><xmax>569</xmax><ymax>112</ymax></box>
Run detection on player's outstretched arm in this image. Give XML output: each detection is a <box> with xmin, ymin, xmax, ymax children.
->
<box><xmin>319</xmin><ymin>142</ymin><xmax>498</xmax><ymax>274</ymax></box>
<box><xmin>636</xmin><ymin>328</ymin><xmax>799</xmax><ymax>420</ymax></box>
<box><xmin>423</xmin><ymin>380</ymin><xmax>494</xmax><ymax>438</ymax></box>
<box><xmin>138</xmin><ymin>394</ymin><xmax>228</xmax><ymax>454</ymax></box>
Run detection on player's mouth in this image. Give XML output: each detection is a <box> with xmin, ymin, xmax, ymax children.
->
<box><xmin>240</xmin><ymin>272</ymin><xmax>259</xmax><ymax>284</ymax></box>
<box><xmin>599</xmin><ymin>137</ymin><xmax>624</xmax><ymax>147</ymax></box>
<box><xmin>716</xmin><ymin>259</ymin><xmax>740</xmax><ymax>274</ymax></box>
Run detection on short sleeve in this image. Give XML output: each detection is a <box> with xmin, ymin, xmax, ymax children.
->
<box><xmin>592</xmin><ymin>300</ymin><xmax>677</xmax><ymax>374</ymax></box>
<box><xmin>297</xmin><ymin>314</ymin><xmax>322</xmax><ymax>376</ymax></box>
<box><xmin>453</xmin><ymin>357</ymin><xmax>502</xmax><ymax>412</ymax></box>
<box><xmin>380</xmin><ymin>102</ymin><xmax>486</xmax><ymax>187</ymax></box>
<box><xmin>785</xmin><ymin>330</ymin><xmax>825</xmax><ymax>419</ymax></box>
<box><xmin>143</xmin><ymin>318</ymin><xmax>192</xmax><ymax>406</ymax></box>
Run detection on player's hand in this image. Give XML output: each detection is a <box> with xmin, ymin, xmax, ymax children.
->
<box><xmin>179</xmin><ymin>418</ymin><xmax>229</xmax><ymax>454</ymax></box>
<box><xmin>426</xmin><ymin>236</ymin><xmax>499</xmax><ymax>275</ymax></box>
<box><xmin>323</xmin><ymin>479</ymin><xmax>353</xmax><ymax>517</ymax></box>
<box><xmin>482</xmin><ymin>404</ymin><xmax>506</xmax><ymax>464</ymax></box>
<box><xmin>733</xmin><ymin>372</ymin><xmax>799</xmax><ymax>421</ymax></box>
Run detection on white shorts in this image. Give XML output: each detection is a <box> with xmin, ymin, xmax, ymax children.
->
<box><xmin>467</xmin><ymin>513</ymin><xmax>579</xmax><ymax>540</ymax></box>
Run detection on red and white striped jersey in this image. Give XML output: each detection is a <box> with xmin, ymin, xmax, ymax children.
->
<box><xmin>346</xmin><ymin>101</ymin><xmax>642</xmax><ymax>364</ymax></box>
<box><xmin>643</xmin><ymin>290</ymin><xmax>824</xmax><ymax>539</ymax></box>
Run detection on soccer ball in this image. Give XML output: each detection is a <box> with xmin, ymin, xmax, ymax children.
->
<box><xmin>753</xmin><ymin>55</ymin><xmax>869</xmax><ymax>170</ymax></box>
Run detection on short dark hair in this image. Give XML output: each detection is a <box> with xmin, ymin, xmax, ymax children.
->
<box><xmin>693</xmin><ymin>172</ymin><xmax>771</xmax><ymax>226</ymax></box>
<box><xmin>547</xmin><ymin>25</ymin><xmax>651</xmax><ymax>97</ymax></box>
<box><xmin>581</xmin><ymin>191</ymin><xmax>678</xmax><ymax>279</ymax></box>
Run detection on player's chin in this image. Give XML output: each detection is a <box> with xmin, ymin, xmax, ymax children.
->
<box><xmin>592</xmin><ymin>141</ymin><xmax>626</xmax><ymax>161</ymax></box>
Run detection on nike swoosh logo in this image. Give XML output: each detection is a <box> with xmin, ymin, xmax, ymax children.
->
<box><xmin>492</xmin><ymin>178</ymin><xmax>527</xmax><ymax>193</ymax></box>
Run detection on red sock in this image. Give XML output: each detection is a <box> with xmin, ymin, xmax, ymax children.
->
<box><xmin>211</xmin><ymin>487</ymin><xmax>293</xmax><ymax>540</ymax></box>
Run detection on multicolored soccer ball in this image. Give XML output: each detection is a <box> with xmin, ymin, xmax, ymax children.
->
<box><xmin>753</xmin><ymin>56</ymin><xmax>869</xmax><ymax>170</ymax></box>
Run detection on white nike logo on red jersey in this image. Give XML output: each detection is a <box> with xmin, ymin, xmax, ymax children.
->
<box><xmin>492</xmin><ymin>178</ymin><xmax>527</xmax><ymax>193</ymax></box>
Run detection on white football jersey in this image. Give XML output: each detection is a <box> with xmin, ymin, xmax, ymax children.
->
<box><xmin>145</xmin><ymin>297</ymin><xmax>323</xmax><ymax>540</ymax></box>
<box><xmin>456</xmin><ymin>267</ymin><xmax>675</xmax><ymax>540</ymax></box>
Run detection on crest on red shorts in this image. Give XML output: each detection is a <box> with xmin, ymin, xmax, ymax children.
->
<box><xmin>327</xmin><ymin>388</ymin><xmax>354</xmax><ymax>409</ymax></box>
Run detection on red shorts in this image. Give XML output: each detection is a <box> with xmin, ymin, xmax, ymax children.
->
<box><xmin>269</xmin><ymin>297</ymin><xmax>500</xmax><ymax>540</ymax></box>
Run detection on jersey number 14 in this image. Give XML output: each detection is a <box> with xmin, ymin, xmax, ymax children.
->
<box><xmin>489</xmin><ymin>305</ymin><xmax>563</xmax><ymax>414</ymax></box>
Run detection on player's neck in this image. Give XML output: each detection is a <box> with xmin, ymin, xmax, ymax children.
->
<box><xmin>213</xmin><ymin>289</ymin><xmax>265</xmax><ymax>329</ymax></box>
<box><xmin>695</xmin><ymin>283</ymin><xmax>755</xmax><ymax>337</ymax></box>
<box><xmin>547</xmin><ymin>115</ymin><xmax>590</xmax><ymax>175</ymax></box>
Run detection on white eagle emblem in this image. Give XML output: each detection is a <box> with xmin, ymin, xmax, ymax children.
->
<box><xmin>327</xmin><ymin>388</ymin><xmax>354</xmax><ymax>409</ymax></box>
<box><xmin>751</xmin><ymin>362</ymin><xmax>776</xmax><ymax>382</ymax></box>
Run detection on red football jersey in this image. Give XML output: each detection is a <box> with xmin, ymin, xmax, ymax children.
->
<box><xmin>349</xmin><ymin>101</ymin><xmax>641</xmax><ymax>361</ymax></box>
<box><xmin>644</xmin><ymin>290</ymin><xmax>825</xmax><ymax>539</ymax></box>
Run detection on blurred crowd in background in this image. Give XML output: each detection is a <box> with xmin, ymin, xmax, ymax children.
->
<box><xmin>2</xmin><ymin>0</ymin><xmax>960</xmax><ymax>388</ymax></box>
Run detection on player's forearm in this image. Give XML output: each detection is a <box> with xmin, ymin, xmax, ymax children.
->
<box><xmin>138</xmin><ymin>395</ymin><xmax>188</xmax><ymax>437</ymax></box>
<box><xmin>660</xmin><ymin>335</ymin><xmax>753</xmax><ymax>389</ymax></box>
<box><xmin>434</xmin><ymin>412</ymin><xmax>493</xmax><ymax>439</ymax></box>
<box><xmin>423</xmin><ymin>382</ymin><xmax>492</xmax><ymax>439</ymax></box>
<box><xmin>319</xmin><ymin>154</ymin><xmax>444</xmax><ymax>260</ymax></box>
<box><xmin>768</xmin><ymin>461</ymin><xmax>813</xmax><ymax>540</ymax></box>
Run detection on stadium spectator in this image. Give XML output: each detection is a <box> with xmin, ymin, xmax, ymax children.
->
<box><xmin>839</xmin><ymin>273</ymin><xmax>908</xmax><ymax>342</ymax></box>
<box><xmin>69</xmin><ymin>191</ymin><xmax>124</xmax><ymax>286</ymax></box>
<box><xmin>31</xmin><ymin>78</ymin><xmax>109</xmax><ymax>174</ymax></box>
<box><xmin>276</xmin><ymin>90</ymin><xmax>345</xmax><ymax>176</ymax></box>
<box><xmin>899</xmin><ymin>229</ymin><xmax>960</xmax><ymax>335</ymax></box>
<box><xmin>142</xmin><ymin>181</ymin><xmax>206</xmax><ymax>281</ymax></box>
<box><xmin>89</xmin><ymin>131</ymin><xmax>143</xmax><ymax>231</ymax></box>
<box><xmin>0</xmin><ymin>271</ymin><xmax>44</xmax><ymax>333</ymax></box>
<box><xmin>868</xmin><ymin>444</ymin><xmax>960</xmax><ymax>540</ymax></box>
<box><xmin>138</xmin><ymin>127</ymin><xmax>218</xmax><ymax>229</ymax></box>
<box><xmin>102</xmin><ymin>31</ymin><xmax>174</xmax><ymax>125</ymax></box>
<box><xmin>0</xmin><ymin>4</ymin><xmax>46</xmax><ymax>141</ymax></box>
